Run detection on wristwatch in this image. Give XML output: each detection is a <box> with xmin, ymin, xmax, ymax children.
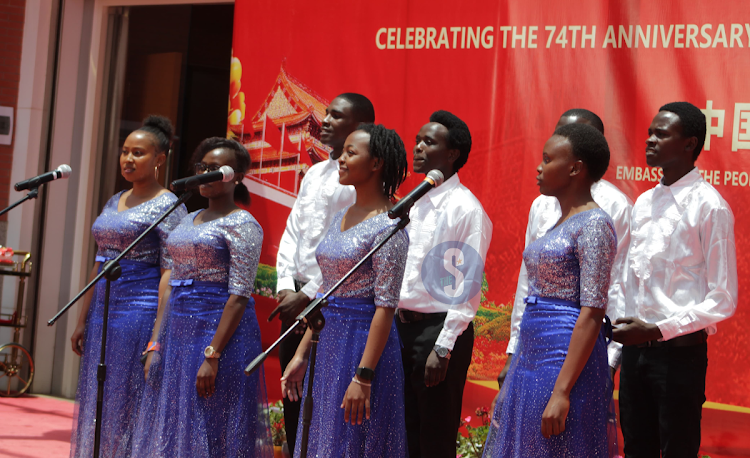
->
<box><xmin>356</xmin><ymin>366</ymin><xmax>375</xmax><ymax>381</ymax></box>
<box><xmin>433</xmin><ymin>345</ymin><xmax>451</xmax><ymax>360</ymax></box>
<box><xmin>204</xmin><ymin>345</ymin><xmax>221</xmax><ymax>359</ymax></box>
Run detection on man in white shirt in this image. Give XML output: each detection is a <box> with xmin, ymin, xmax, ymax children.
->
<box><xmin>270</xmin><ymin>93</ymin><xmax>374</xmax><ymax>452</ymax></box>
<box><xmin>501</xmin><ymin>109</ymin><xmax>633</xmax><ymax>387</ymax></box>
<box><xmin>613</xmin><ymin>102</ymin><xmax>737</xmax><ymax>458</ymax></box>
<box><xmin>396</xmin><ymin>110</ymin><xmax>493</xmax><ymax>458</ymax></box>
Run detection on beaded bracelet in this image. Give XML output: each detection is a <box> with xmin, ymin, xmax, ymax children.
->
<box><xmin>351</xmin><ymin>376</ymin><xmax>372</xmax><ymax>387</ymax></box>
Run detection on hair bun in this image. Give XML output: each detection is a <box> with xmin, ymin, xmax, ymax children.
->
<box><xmin>142</xmin><ymin>115</ymin><xmax>174</xmax><ymax>141</ymax></box>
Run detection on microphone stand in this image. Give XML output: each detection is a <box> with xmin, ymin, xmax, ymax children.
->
<box><xmin>245</xmin><ymin>212</ymin><xmax>411</xmax><ymax>458</ymax></box>
<box><xmin>48</xmin><ymin>190</ymin><xmax>192</xmax><ymax>458</ymax></box>
<box><xmin>0</xmin><ymin>187</ymin><xmax>39</xmax><ymax>218</ymax></box>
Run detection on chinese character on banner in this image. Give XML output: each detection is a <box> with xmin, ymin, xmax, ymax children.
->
<box><xmin>701</xmin><ymin>100</ymin><xmax>725</xmax><ymax>151</ymax></box>
<box><xmin>732</xmin><ymin>103</ymin><xmax>750</xmax><ymax>152</ymax></box>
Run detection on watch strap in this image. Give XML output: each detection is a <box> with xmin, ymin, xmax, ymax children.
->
<box><xmin>356</xmin><ymin>366</ymin><xmax>375</xmax><ymax>381</ymax></box>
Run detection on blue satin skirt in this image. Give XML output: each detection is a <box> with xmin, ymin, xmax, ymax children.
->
<box><xmin>294</xmin><ymin>295</ymin><xmax>407</xmax><ymax>458</ymax></box>
<box><xmin>132</xmin><ymin>281</ymin><xmax>272</xmax><ymax>458</ymax></box>
<box><xmin>71</xmin><ymin>258</ymin><xmax>160</xmax><ymax>458</ymax></box>
<box><xmin>483</xmin><ymin>296</ymin><xmax>613</xmax><ymax>458</ymax></box>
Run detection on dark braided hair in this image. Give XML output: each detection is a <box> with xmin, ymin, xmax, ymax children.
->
<box><xmin>553</xmin><ymin>123</ymin><xmax>610</xmax><ymax>182</ymax></box>
<box><xmin>355</xmin><ymin>123</ymin><xmax>408</xmax><ymax>199</ymax></box>
<box><xmin>191</xmin><ymin>137</ymin><xmax>252</xmax><ymax>205</ymax></box>
<box><xmin>137</xmin><ymin>115</ymin><xmax>174</xmax><ymax>154</ymax></box>
<box><xmin>429</xmin><ymin>110</ymin><xmax>472</xmax><ymax>172</ymax></box>
<box><xmin>659</xmin><ymin>101</ymin><xmax>707</xmax><ymax>160</ymax></box>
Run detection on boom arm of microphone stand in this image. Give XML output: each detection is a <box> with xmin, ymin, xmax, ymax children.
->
<box><xmin>0</xmin><ymin>187</ymin><xmax>39</xmax><ymax>218</ymax></box>
<box><xmin>245</xmin><ymin>213</ymin><xmax>411</xmax><ymax>376</ymax></box>
<box><xmin>47</xmin><ymin>190</ymin><xmax>193</xmax><ymax>326</ymax></box>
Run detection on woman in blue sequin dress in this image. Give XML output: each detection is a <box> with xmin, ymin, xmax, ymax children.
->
<box><xmin>70</xmin><ymin>116</ymin><xmax>187</xmax><ymax>457</ymax></box>
<box><xmin>483</xmin><ymin>124</ymin><xmax>617</xmax><ymax>457</ymax></box>
<box><xmin>132</xmin><ymin>137</ymin><xmax>272</xmax><ymax>458</ymax></box>
<box><xmin>281</xmin><ymin>124</ymin><xmax>410</xmax><ymax>457</ymax></box>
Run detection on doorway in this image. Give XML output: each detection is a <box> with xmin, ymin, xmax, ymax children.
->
<box><xmin>98</xmin><ymin>3</ymin><xmax>234</xmax><ymax>214</ymax></box>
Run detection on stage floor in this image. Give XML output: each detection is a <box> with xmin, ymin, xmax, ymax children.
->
<box><xmin>1</xmin><ymin>358</ymin><xmax>747</xmax><ymax>458</ymax></box>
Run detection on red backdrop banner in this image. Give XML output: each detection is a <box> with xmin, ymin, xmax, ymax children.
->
<box><xmin>230</xmin><ymin>0</ymin><xmax>750</xmax><ymax>451</ymax></box>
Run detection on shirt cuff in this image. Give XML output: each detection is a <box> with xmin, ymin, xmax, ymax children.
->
<box><xmin>655</xmin><ymin>317</ymin><xmax>682</xmax><ymax>342</ymax></box>
<box><xmin>435</xmin><ymin>329</ymin><xmax>459</xmax><ymax>351</ymax></box>
<box><xmin>300</xmin><ymin>281</ymin><xmax>319</xmax><ymax>300</ymax></box>
<box><xmin>607</xmin><ymin>341</ymin><xmax>622</xmax><ymax>369</ymax></box>
<box><xmin>506</xmin><ymin>335</ymin><xmax>518</xmax><ymax>355</ymax></box>
<box><xmin>276</xmin><ymin>276</ymin><xmax>296</xmax><ymax>294</ymax></box>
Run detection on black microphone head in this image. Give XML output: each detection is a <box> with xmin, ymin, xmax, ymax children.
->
<box><xmin>426</xmin><ymin>169</ymin><xmax>444</xmax><ymax>187</ymax></box>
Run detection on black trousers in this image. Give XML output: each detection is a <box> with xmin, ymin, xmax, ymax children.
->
<box><xmin>279</xmin><ymin>322</ymin><xmax>304</xmax><ymax>453</ymax></box>
<box><xmin>619</xmin><ymin>343</ymin><xmax>707</xmax><ymax>458</ymax></box>
<box><xmin>396</xmin><ymin>315</ymin><xmax>474</xmax><ymax>458</ymax></box>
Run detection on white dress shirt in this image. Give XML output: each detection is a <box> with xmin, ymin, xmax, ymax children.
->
<box><xmin>398</xmin><ymin>173</ymin><xmax>493</xmax><ymax>350</ymax></box>
<box><xmin>276</xmin><ymin>158</ymin><xmax>355</xmax><ymax>299</ymax></box>
<box><xmin>610</xmin><ymin>168</ymin><xmax>737</xmax><ymax>366</ymax></box>
<box><xmin>507</xmin><ymin>179</ymin><xmax>633</xmax><ymax>368</ymax></box>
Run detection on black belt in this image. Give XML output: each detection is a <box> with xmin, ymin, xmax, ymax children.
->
<box><xmin>636</xmin><ymin>330</ymin><xmax>707</xmax><ymax>348</ymax></box>
<box><xmin>396</xmin><ymin>309</ymin><xmax>447</xmax><ymax>324</ymax></box>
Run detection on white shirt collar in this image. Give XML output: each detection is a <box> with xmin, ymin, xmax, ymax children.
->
<box><xmin>324</xmin><ymin>156</ymin><xmax>340</xmax><ymax>171</ymax></box>
<box><xmin>658</xmin><ymin>167</ymin><xmax>701</xmax><ymax>206</ymax></box>
<box><xmin>427</xmin><ymin>172</ymin><xmax>460</xmax><ymax>208</ymax></box>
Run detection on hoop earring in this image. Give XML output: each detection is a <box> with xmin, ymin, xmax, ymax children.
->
<box><xmin>154</xmin><ymin>166</ymin><xmax>159</xmax><ymax>180</ymax></box>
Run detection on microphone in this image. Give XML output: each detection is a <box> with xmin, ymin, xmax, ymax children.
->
<box><xmin>14</xmin><ymin>165</ymin><xmax>72</xmax><ymax>191</ymax></box>
<box><xmin>170</xmin><ymin>165</ymin><xmax>235</xmax><ymax>192</ymax></box>
<box><xmin>388</xmin><ymin>169</ymin><xmax>445</xmax><ymax>219</ymax></box>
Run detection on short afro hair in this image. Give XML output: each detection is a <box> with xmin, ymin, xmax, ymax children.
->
<box><xmin>355</xmin><ymin>123</ymin><xmax>408</xmax><ymax>199</ymax></box>
<box><xmin>559</xmin><ymin>108</ymin><xmax>605</xmax><ymax>135</ymax></box>
<box><xmin>553</xmin><ymin>123</ymin><xmax>610</xmax><ymax>182</ymax></box>
<box><xmin>659</xmin><ymin>101</ymin><xmax>707</xmax><ymax>160</ymax></box>
<box><xmin>429</xmin><ymin>110</ymin><xmax>472</xmax><ymax>172</ymax></box>
<box><xmin>336</xmin><ymin>93</ymin><xmax>375</xmax><ymax>123</ymax></box>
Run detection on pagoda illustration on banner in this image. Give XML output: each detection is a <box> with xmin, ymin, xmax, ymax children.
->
<box><xmin>228</xmin><ymin>59</ymin><xmax>331</xmax><ymax>196</ymax></box>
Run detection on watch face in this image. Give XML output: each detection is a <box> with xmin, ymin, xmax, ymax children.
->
<box><xmin>204</xmin><ymin>346</ymin><xmax>213</xmax><ymax>358</ymax></box>
<box><xmin>356</xmin><ymin>367</ymin><xmax>375</xmax><ymax>381</ymax></box>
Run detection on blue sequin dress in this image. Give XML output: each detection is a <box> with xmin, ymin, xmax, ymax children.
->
<box><xmin>71</xmin><ymin>191</ymin><xmax>187</xmax><ymax>458</ymax></box>
<box><xmin>132</xmin><ymin>209</ymin><xmax>273</xmax><ymax>458</ymax></box>
<box><xmin>483</xmin><ymin>208</ymin><xmax>616</xmax><ymax>458</ymax></box>
<box><xmin>294</xmin><ymin>209</ymin><xmax>409</xmax><ymax>458</ymax></box>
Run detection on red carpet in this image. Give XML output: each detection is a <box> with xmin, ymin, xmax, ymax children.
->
<box><xmin>0</xmin><ymin>395</ymin><xmax>75</xmax><ymax>458</ymax></box>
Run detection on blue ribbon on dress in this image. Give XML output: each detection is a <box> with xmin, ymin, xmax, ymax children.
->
<box><xmin>95</xmin><ymin>255</ymin><xmax>157</xmax><ymax>270</ymax></box>
<box><xmin>169</xmin><ymin>279</ymin><xmax>194</xmax><ymax>287</ymax></box>
<box><xmin>316</xmin><ymin>293</ymin><xmax>403</xmax><ymax>348</ymax></box>
<box><xmin>525</xmin><ymin>295</ymin><xmax>613</xmax><ymax>344</ymax></box>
